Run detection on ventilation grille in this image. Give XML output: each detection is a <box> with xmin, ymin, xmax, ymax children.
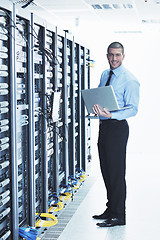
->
<box><xmin>14</xmin><ymin>0</ymin><xmax>36</xmax><ymax>7</ymax></box>
<box><xmin>142</xmin><ymin>19</ymin><xmax>160</xmax><ymax>24</ymax></box>
<box><xmin>92</xmin><ymin>3</ymin><xmax>134</xmax><ymax>10</ymax></box>
<box><xmin>115</xmin><ymin>30</ymin><xmax>142</xmax><ymax>34</ymax></box>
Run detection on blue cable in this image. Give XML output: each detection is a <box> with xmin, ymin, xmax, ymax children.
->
<box><xmin>19</xmin><ymin>227</ymin><xmax>39</xmax><ymax>240</ymax></box>
<box><xmin>59</xmin><ymin>184</ymin><xmax>72</xmax><ymax>193</ymax></box>
<box><xmin>48</xmin><ymin>194</ymin><xmax>59</xmax><ymax>205</ymax></box>
<box><xmin>68</xmin><ymin>176</ymin><xmax>79</xmax><ymax>186</ymax></box>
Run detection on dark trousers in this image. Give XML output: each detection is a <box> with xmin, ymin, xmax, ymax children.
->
<box><xmin>98</xmin><ymin>119</ymin><xmax>129</xmax><ymax>219</ymax></box>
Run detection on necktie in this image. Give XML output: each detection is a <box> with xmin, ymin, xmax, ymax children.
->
<box><xmin>105</xmin><ymin>70</ymin><xmax>113</xmax><ymax>86</ymax></box>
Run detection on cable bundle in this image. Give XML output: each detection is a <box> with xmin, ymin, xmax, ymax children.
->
<box><xmin>19</xmin><ymin>227</ymin><xmax>39</xmax><ymax>240</ymax></box>
<box><xmin>48</xmin><ymin>194</ymin><xmax>64</xmax><ymax>213</ymax></box>
<box><xmin>1</xmin><ymin>10</ymin><xmax>59</xmax><ymax>68</ymax></box>
<box><xmin>35</xmin><ymin>213</ymin><xmax>58</xmax><ymax>228</ymax></box>
<box><xmin>59</xmin><ymin>184</ymin><xmax>72</xmax><ymax>201</ymax></box>
<box><xmin>68</xmin><ymin>176</ymin><xmax>80</xmax><ymax>190</ymax></box>
<box><xmin>76</xmin><ymin>168</ymin><xmax>88</xmax><ymax>182</ymax></box>
<box><xmin>86</xmin><ymin>59</ymin><xmax>95</xmax><ymax>68</ymax></box>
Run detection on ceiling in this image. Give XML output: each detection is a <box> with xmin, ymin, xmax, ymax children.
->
<box><xmin>12</xmin><ymin>0</ymin><xmax>160</xmax><ymax>30</ymax></box>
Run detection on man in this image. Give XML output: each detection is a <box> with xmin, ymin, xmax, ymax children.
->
<box><xmin>92</xmin><ymin>42</ymin><xmax>140</xmax><ymax>227</ymax></box>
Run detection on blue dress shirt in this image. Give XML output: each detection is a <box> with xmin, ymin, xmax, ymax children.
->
<box><xmin>98</xmin><ymin>65</ymin><xmax>140</xmax><ymax>120</ymax></box>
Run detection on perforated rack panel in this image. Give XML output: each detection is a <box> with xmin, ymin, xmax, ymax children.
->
<box><xmin>15</xmin><ymin>15</ymin><xmax>30</xmax><ymax>228</ymax></box>
<box><xmin>54</xmin><ymin>32</ymin><xmax>66</xmax><ymax>185</ymax></box>
<box><xmin>45</xmin><ymin>27</ymin><xmax>55</xmax><ymax>197</ymax></box>
<box><xmin>0</xmin><ymin>7</ymin><xmax>11</xmax><ymax>240</ymax></box>
<box><xmin>33</xmin><ymin>22</ymin><xmax>44</xmax><ymax>213</ymax></box>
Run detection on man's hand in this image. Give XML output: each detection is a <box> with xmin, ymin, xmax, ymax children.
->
<box><xmin>92</xmin><ymin>104</ymin><xmax>112</xmax><ymax>118</ymax></box>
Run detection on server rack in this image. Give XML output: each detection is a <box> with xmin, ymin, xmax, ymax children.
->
<box><xmin>74</xmin><ymin>42</ymin><xmax>82</xmax><ymax>171</ymax></box>
<box><xmin>44</xmin><ymin>23</ymin><xmax>59</xmax><ymax>209</ymax></box>
<box><xmin>65</xmin><ymin>32</ymin><xmax>74</xmax><ymax>178</ymax></box>
<box><xmin>45</xmin><ymin>27</ymin><xmax>55</xmax><ymax>196</ymax></box>
<box><xmin>0</xmin><ymin>6</ymin><xmax>12</xmax><ymax>240</ymax></box>
<box><xmin>0</xmin><ymin>2</ymin><xmax>91</xmax><ymax>239</ymax></box>
<box><xmin>55</xmin><ymin>30</ymin><xmax>66</xmax><ymax>186</ymax></box>
<box><xmin>80</xmin><ymin>45</ymin><xmax>92</xmax><ymax>172</ymax></box>
<box><xmin>32</xmin><ymin>18</ymin><xmax>46</xmax><ymax>215</ymax></box>
<box><xmin>68</xmin><ymin>35</ymin><xmax>75</xmax><ymax>177</ymax></box>
<box><xmin>52</xmin><ymin>27</ymin><xmax>59</xmax><ymax>194</ymax></box>
<box><xmin>15</xmin><ymin>12</ymin><xmax>30</xmax><ymax>229</ymax></box>
<box><xmin>83</xmin><ymin>48</ymin><xmax>92</xmax><ymax>171</ymax></box>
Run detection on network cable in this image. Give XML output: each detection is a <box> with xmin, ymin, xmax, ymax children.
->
<box><xmin>1</xmin><ymin>10</ymin><xmax>59</xmax><ymax>67</ymax></box>
<box><xmin>19</xmin><ymin>227</ymin><xmax>39</xmax><ymax>240</ymax></box>
<box><xmin>21</xmin><ymin>0</ymin><xmax>35</xmax><ymax>8</ymax></box>
<box><xmin>34</xmin><ymin>106</ymin><xmax>67</xmax><ymax>142</ymax></box>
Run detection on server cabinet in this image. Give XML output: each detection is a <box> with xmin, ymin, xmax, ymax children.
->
<box><xmin>81</xmin><ymin>47</ymin><xmax>91</xmax><ymax>172</ymax></box>
<box><xmin>85</xmin><ymin>48</ymin><xmax>91</xmax><ymax>167</ymax></box>
<box><xmin>55</xmin><ymin>31</ymin><xmax>66</xmax><ymax>185</ymax></box>
<box><xmin>32</xmin><ymin>18</ymin><xmax>48</xmax><ymax>215</ymax></box>
<box><xmin>52</xmin><ymin>27</ymin><xmax>59</xmax><ymax>193</ymax></box>
<box><xmin>44</xmin><ymin>25</ymin><xmax>58</xmax><ymax>204</ymax></box>
<box><xmin>31</xmin><ymin>15</ymin><xmax>58</xmax><ymax>219</ymax></box>
<box><xmin>65</xmin><ymin>33</ymin><xmax>75</xmax><ymax>177</ymax></box>
<box><xmin>15</xmin><ymin>8</ymin><xmax>36</xmax><ymax>237</ymax></box>
<box><xmin>0</xmin><ymin>7</ymin><xmax>12</xmax><ymax>240</ymax></box>
<box><xmin>15</xmin><ymin>13</ymin><xmax>30</xmax><ymax>228</ymax></box>
<box><xmin>74</xmin><ymin>42</ymin><xmax>82</xmax><ymax>170</ymax></box>
<box><xmin>62</xmin><ymin>31</ymin><xmax>70</xmax><ymax>185</ymax></box>
<box><xmin>54</xmin><ymin>31</ymin><xmax>76</xmax><ymax>186</ymax></box>
<box><xmin>45</xmin><ymin>27</ymin><xmax>55</xmax><ymax>194</ymax></box>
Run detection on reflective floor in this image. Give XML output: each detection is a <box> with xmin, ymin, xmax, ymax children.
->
<box><xmin>57</xmin><ymin>153</ymin><xmax>160</xmax><ymax>240</ymax></box>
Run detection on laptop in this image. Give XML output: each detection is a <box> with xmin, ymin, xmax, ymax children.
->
<box><xmin>81</xmin><ymin>85</ymin><xmax>130</xmax><ymax>118</ymax></box>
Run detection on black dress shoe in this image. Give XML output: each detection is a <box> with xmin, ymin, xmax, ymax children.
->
<box><xmin>96</xmin><ymin>217</ymin><xmax>125</xmax><ymax>227</ymax></box>
<box><xmin>92</xmin><ymin>209</ymin><xmax>110</xmax><ymax>220</ymax></box>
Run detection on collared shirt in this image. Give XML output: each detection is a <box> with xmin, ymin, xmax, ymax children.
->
<box><xmin>98</xmin><ymin>65</ymin><xmax>140</xmax><ymax>120</ymax></box>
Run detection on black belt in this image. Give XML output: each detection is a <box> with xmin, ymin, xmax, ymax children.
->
<box><xmin>100</xmin><ymin>119</ymin><xmax>126</xmax><ymax>124</ymax></box>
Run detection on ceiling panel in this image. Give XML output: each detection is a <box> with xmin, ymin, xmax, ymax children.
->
<box><xmin>34</xmin><ymin>0</ymin><xmax>91</xmax><ymax>10</ymax></box>
<box><xmin>10</xmin><ymin>0</ymin><xmax>160</xmax><ymax>29</ymax></box>
<box><xmin>33</xmin><ymin>0</ymin><xmax>140</xmax><ymax>25</ymax></box>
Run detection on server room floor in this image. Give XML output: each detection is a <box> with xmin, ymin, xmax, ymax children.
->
<box><xmin>41</xmin><ymin>153</ymin><xmax>160</xmax><ymax>240</ymax></box>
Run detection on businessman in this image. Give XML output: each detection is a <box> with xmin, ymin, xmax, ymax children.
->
<box><xmin>92</xmin><ymin>42</ymin><xmax>140</xmax><ymax>227</ymax></box>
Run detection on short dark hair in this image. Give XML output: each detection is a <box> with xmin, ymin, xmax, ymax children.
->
<box><xmin>107</xmin><ymin>42</ymin><xmax>124</xmax><ymax>54</ymax></box>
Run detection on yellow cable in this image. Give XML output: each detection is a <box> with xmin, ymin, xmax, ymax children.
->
<box><xmin>59</xmin><ymin>192</ymin><xmax>72</xmax><ymax>201</ymax></box>
<box><xmin>35</xmin><ymin>213</ymin><xmax>58</xmax><ymax>228</ymax></box>
<box><xmin>81</xmin><ymin>174</ymin><xmax>87</xmax><ymax>179</ymax></box>
<box><xmin>79</xmin><ymin>173</ymin><xmax>87</xmax><ymax>182</ymax></box>
<box><xmin>73</xmin><ymin>184</ymin><xmax>79</xmax><ymax>190</ymax></box>
<box><xmin>48</xmin><ymin>201</ymin><xmax>64</xmax><ymax>213</ymax></box>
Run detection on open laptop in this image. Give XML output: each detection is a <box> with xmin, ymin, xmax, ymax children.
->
<box><xmin>81</xmin><ymin>85</ymin><xmax>130</xmax><ymax>118</ymax></box>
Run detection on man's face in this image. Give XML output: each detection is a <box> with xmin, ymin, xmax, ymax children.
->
<box><xmin>107</xmin><ymin>48</ymin><xmax>125</xmax><ymax>69</ymax></box>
